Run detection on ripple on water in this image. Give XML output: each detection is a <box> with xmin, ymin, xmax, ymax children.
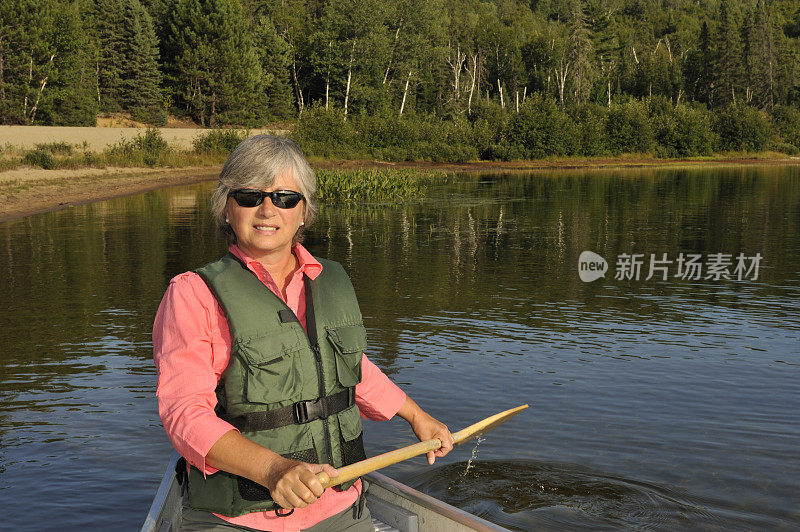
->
<box><xmin>407</xmin><ymin>460</ymin><xmax>722</xmax><ymax>531</ymax></box>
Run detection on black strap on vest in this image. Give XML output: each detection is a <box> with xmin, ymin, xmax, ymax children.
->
<box><xmin>221</xmin><ymin>387</ymin><xmax>355</xmax><ymax>432</ymax></box>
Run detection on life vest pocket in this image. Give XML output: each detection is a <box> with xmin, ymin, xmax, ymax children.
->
<box><xmin>236</xmin><ymin>426</ymin><xmax>319</xmax><ymax>502</ymax></box>
<box><xmin>337</xmin><ymin>404</ymin><xmax>367</xmax><ymax>466</ymax></box>
<box><xmin>237</xmin><ymin>329</ymin><xmax>305</xmax><ymax>405</ymax></box>
<box><xmin>327</xmin><ymin>324</ymin><xmax>367</xmax><ymax>387</ymax></box>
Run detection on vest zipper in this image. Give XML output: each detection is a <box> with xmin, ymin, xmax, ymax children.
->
<box><xmin>311</xmin><ymin>343</ymin><xmax>335</xmax><ymax>466</ymax></box>
<box><xmin>272</xmin><ymin>275</ymin><xmax>334</xmax><ymax>467</ymax></box>
<box><xmin>277</xmin><ymin>303</ymin><xmax>334</xmax><ymax>466</ymax></box>
<box><xmin>225</xmin><ymin>256</ymin><xmax>336</xmax><ymax>469</ymax></box>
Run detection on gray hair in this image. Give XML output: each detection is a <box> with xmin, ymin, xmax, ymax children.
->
<box><xmin>210</xmin><ymin>135</ymin><xmax>317</xmax><ymax>245</ymax></box>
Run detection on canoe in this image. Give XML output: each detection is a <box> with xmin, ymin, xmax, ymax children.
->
<box><xmin>142</xmin><ymin>453</ymin><xmax>508</xmax><ymax>532</ymax></box>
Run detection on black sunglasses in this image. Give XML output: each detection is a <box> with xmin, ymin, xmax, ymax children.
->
<box><xmin>228</xmin><ymin>189</ymin><xmax>305</xmax><ymax>209</ymax></box>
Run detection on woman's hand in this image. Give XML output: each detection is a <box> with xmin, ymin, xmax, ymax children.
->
<box><xmin>397</xmin><ymin>396</ymin><xmax>455</xmax><ymax>465</ymax></box>
<box><xmin>263</xmin><ymin>457</ymin><xmax>339</xmax><ymax>510</ymax></box>
<box><xmin>205</xmin><ymin>430</ymin><xmax>339</xmax><ymax>510</ymax></box>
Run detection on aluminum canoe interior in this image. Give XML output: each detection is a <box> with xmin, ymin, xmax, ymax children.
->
<box><xmin>142</xmin><ymin>453</ymin><xmax>508</xmax><ymax>532</ymax></box>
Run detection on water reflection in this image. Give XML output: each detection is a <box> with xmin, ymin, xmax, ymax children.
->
<box><xmin>0</xmin><ymin>167</ymin><xmax>798</xmax><ymax>529</ymax></box>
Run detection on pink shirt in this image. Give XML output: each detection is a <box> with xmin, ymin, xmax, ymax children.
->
<box><xmin>153</xmin><ymin>244</ymin><xmax>407</xmax><ymax>531</ymax></box>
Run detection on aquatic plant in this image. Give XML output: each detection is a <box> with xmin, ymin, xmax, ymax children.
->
<box><xmin>315</xmin><ymin>168</ymin><xmax>447</xmax><ymax>202</ymax></box>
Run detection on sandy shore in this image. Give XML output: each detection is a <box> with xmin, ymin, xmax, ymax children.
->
<box><xmin>0</xmin><ymin>166</ymin><xmax>222</xmax><ymax>221</ymax></box>
<box><xmin>2</xmin><ymin>156</ymin><xmax>798</xmax><ymax>223</ymax></box>
<box><xmin>0</xmin><ymin>125</ymin><xmax>283</xmax><ymax>150</ymax></box>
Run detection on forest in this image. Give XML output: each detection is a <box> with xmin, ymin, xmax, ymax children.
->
<box><xmin>2</xmin><ymin>0</ymin><xmax>800</xmax><ymax>159</ymax></box>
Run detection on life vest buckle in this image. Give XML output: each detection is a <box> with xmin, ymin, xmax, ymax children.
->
<box><xmin>293</xmin><ymin>397</ymin><xmax>325</xmax><ymax>424</ymax></box>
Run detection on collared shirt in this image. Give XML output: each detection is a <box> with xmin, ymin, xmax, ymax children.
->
<box><xmin>153</xmin><ymin>243</ymin><xmax>407</xmax><ymax>531</ymax></box>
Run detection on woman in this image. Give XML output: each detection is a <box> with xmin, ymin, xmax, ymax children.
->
<box><xmin>153</xmin><ymin>135</ymin><xmax>454</xmax><ymax>531</ymax></box>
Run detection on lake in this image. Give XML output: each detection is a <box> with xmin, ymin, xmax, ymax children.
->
<box><xmin>1</xmin><ymin>165</ymin><xmax>798</xmax><ymax>530</ymax></box>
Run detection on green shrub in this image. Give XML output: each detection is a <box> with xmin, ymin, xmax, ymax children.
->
<box><xmin>34</xmin><ymin>141</ymin><xmax>73</xmax><ymax>155</ymax></box>
<box><xmin>481</xmin><ymin>142</ymin><xmax>523</xmax><ymax>161</ymax></box>
<box><xmin>771</xmin><ymin>105</ymin><xmax>800</xmax><ymax>146</ymax></box>
<box><xmin>605</xmin><ymin>100</ymin><xmax>654</xmax><ymax>154</ymax></box>
<box><xmin>293</xmin><ymin>107</ymin><xmax>359</xmax><ymax>158</ymax></box>
<box><xmin>193</xmin><ymin>129</ymin><xmax>248</xmax><ymax>154</ymax></box>
<box><xmin>106</xmin><ymin>127</ymin><xmax>170</xmax><ymax>167</ymax></box>
<box><xmin>467</xmin><ymin>99</ymin><xmax>508</xmax><ymax>134</ymax></box>
<box><xmin>23</xmin><ymin>149</ymin><xmax>56</xmax><ymax>169</ymax></box>
<box><xmin>652</xmin><ymin>103</ymin><xmax>715</xmax><ymax>157</ymax></box>
<box><xmin>713</xmin><ymin>104</ymin><xmax>771</xmax><ymax>152</ymax></box>
<box><xmin>570</xmin><ymin>103</ymin><xmax>609</xmax><ymax>156</ymax></box>
<box><xmin>507</xmin><ymin>94</ymin><xmax>578</xmax><ymax>159</ymax></box>
<box><xmin>131</xmin><ymin>105</ymin><xmax>168</xmax><ymax>126</ymax></box>
<box><xmin>356</xmin><ymin>114</ymin><xmax>420</xmax><ymax>153</ymax></box>
<box><xmin>83</xmin><ymin>150</ymin><xmax>103</xmax><ymax>166</ymax></box>
<box><xmin>775</xmin><ymin>143</ymin><xmax>799</xmax><ymax>155</ymax></box>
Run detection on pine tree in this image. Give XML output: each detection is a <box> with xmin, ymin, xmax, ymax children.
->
<box><xmin>699</xmin><ymin>20</ymin><xmax>713</xmax><ymax>106</ymax></box>
<box><xmin>162</xmin><ymin>0</ymin><xmax>266</xmax><ymax>126</ymax></box>
<box><xmin>586</xmin><ymin>0</ymin><xmax>619</xmax><ymax>107</ymax></box>
<box><xmin>0</xmin><ymin>0</ymin><xmax>96</xmax><ymax>125</ymax></box>
<box><xmin>752</xmin><ymin>0</ymin><xmax>775</xmax><ymax>110</ymax></box>
<box><xmin>41</xmin><ymin>1</ymin><xmax>98</xmax><ymax>125</ymax></box>
<box><xmin>742</xmin><ymin>5</ymin><xmax>757</xmax><ymax>104</ymax></box>
<box><xmin>120</xmin><ymin>0</ymin><xmax>166</xmax><ymax>124</ymax></box>
<box><xmin>713</xmin><ymin>0</ymin><xmax>743</xmax><ymax>107</ymax></box>
<box><xmin>86</xmin><ymin>0</ymin><xmax>126</xmax><ymax>112</ymax></box>
<box><xmin>253</xmin><ymin>15</ymin><xmax>294</xmax><ymax>119</ymax></box>
<box><xmin>569</xmin><ymin>0</ymin><xmax>594</xmax><ymax>105</ymax></box>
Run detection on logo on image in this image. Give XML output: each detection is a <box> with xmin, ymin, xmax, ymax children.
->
<box><xmin>578</xmin><ymin>251</ymin><xmax>608</xmax><ymax>282</ymax></box>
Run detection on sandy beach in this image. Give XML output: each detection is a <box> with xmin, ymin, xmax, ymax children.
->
<box><xmin>0</xmin><ymin>125</ymin><xmax>280</xmax><ymax>151</ymax></box>
<box><xmin>0</xmin><ymin>165</ymin><xmax>222</xmax><ymax>222</ymax></box>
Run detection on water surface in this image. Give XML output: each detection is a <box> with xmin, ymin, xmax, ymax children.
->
<box><xmin>1</xmin><ymin>165</ymin><xmax>798</xmax><ymax>530</ymax></box>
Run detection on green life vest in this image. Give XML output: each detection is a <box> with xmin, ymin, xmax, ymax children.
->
<box><xmin>184</xmin><ymin>253</ymin><xmax>368</xmax><ymax>517</ymax></box>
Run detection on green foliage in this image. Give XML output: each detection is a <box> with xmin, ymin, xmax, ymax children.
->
<box><xmin>507</xmin><ymin>95</ymin><xmax>579</xmax><ymax>159</ymax></box>
<box><xmin>23</xmin><ymin>149</ymin><xmax>56</xmax><ymax>169</ymax></box>
<box><xmin>775</xmin><ymin>143</ymin><xmax>799</xmax><ymax>155</ymax></box>
<box><xmin>34</xmin><ymin>141</ymin><xmax>73</xmax><ymax>155</ymax></box>
<box><xmin>87</xmin><ymin>0</ymin><xmax>126</xmax><ymax>112</ymax></box>
<box><xmin>293</xmin><ymin>108</ymin><xmax>359</xmax><ymax>158</ymax></box>
<box><xmin>0</xmin><ymin>0</ymin><xmax>97</xmax><ymax>125</ymax></box>
<box><xmin>569</xmin><ymin>103</ymin><xmax>609</xmax><ymax>156</ymax></box>
<box><xmin>468</xmin><ymin>100</ymin><xmax>509</xmax><ymax>159</ymax></box>
<box><xmin>649</xmin><ymin>99</ymin><xmax>715</xmax><ymax>157</ymax></box>
<box><xmin>106</xmin><ymin>127</ymin><xmax>170</xmax><ymax>167</ymax></box>
<box><xmin>4</xmin><ymin>0</ymin><xmax>800</xmax><ymax>159</ymax></box>
<box><xmin>771</xmin><ymin>105</ymin><xmax>800</xmax><ymax>146</ymax></box>
<box><xmin>713</xmin><ymin>104</ymin><xmax>772</xmax><ymax>152</ymax></box>
<box><xmin>294</xmin><ymin>109</ymin><xmax>479</xmax><ymax>162</ymax></box>
<box><xmin>85</xmin><ymin>0</ymin><xmax>164</xmax><ymax>123</ymax></box>
<box><xmin>121</xmin><ymin>0</ymin><xmax>167</xmax><ymax>125</ymax></box>
<box><xmin>192</xmin><ymin>129</ymin><xmax>248</xmax><ymax>155</ymax></box>
<box><xmin>605</xmin><ymin>100</ymin><xmax>654</xmax><ymax>154</ymax></box>
<box><xmin>162</xmin><ymin>0</ymin><xmax>267</xmax><ymax>126</ymax></box>
<box><xmin>253</xmin><ymin>15</ymin><xmax>294</xmax><ymax>119</ymax></box>
<box><xmin>355</xmin><ymin>114</ymin><xmax>478</xmax><ymax>162</ymax></box>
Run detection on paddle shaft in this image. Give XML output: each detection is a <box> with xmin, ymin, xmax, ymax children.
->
<box><xmin>316</xmin><ymin>438</ymin><xmax>442</xmax><ymax>488</ymax></box>
<box><xmin>316</xmin><ymin>404</ymin><xmax>528</xmax><ymax>489</ymax></box>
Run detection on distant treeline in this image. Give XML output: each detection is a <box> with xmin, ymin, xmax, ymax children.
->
<box><xmin>1</xmin><ymin>0</ymin><xmax>799</xmax><ymax>153</ymax></box>
<box><xmin>295</xmin><ymin>96</ymin><xmax>800</xmax><ymax>160</ymax></box>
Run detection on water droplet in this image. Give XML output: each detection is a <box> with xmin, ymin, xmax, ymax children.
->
<box><xmin>462</xmin><ymin>436</ymin><xmax>485</xmax><ymax>476</ymax></box>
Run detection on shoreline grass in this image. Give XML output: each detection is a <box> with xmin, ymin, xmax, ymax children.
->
<box><xmin>1</xmin><ymin>128</ymin><xmax>243</xmax><ymax>172</ymax></box>
<box><xmin>2</xmin><ymin>127</ymin><xmax>797</xmax><ymax>178</ymax></box>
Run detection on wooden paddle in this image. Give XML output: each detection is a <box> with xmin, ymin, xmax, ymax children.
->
<box><xmin>316</xmin><ymin>404</ymin><xmax>529</xmax><ymax>489</ymax></box>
